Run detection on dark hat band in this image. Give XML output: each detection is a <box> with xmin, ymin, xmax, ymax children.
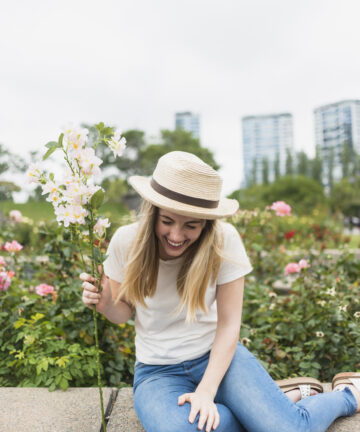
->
<box><xmin>150</xmin><ymin>178</ymin><xmax>219</xmax><ymax>209</ymax></box>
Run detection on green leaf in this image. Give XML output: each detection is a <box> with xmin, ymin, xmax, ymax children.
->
<box><xmin>58</xmin><ymin>133</ymin><xmax>64</xmax><ymax>147</ymax></box>
<box><xmin>45</xmin><ymin>141</ymin><xmax>59</xmax><ymax>149</ymax></box>
<box><xmin>89</xmin><ymin>189</ymin><xmax>104</xmax><ymax>209</ymax></box>
<box><xmin>14</xmin><ymin>319</ymin><xmax>26</xmax><ymax>329</ymax></box>
<box><xmin>43</xmin><ymin>143</ymin><xmax>60</xmax><ymax>161</ymax></box>
<box><xmin>60</xmin><ymin>377</ymin><xmax>69</xmax><ymax>391</ymax></box>
<box><xmin>63</xmin><ymin>371</ymin><xmax>72</xmax><ymax>380</ymax></box>
<box><xmin>95</xmin><ymin>122</ymin><xmax>104</xmax><ymax>132</ymax></box>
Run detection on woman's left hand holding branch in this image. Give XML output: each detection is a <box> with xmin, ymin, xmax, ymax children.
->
<box><xmin>178</xmin><ymin>389</ymin><xmax>220</xmax><ymax>431</ymax></box>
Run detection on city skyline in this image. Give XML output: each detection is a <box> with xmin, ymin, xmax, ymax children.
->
<box><xmin>1</xmin><ymin>0</ymin><xmax>360</xmax><ymax>198</ymax></box>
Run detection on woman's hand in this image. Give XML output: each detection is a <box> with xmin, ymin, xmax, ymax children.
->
<box><xmin>80</xmin><ymin>270</ymin><xmax>111</xmax><ymax>314</ymax></box>
<box><xmin>178</xmin><ymin>390</ymin><xmax>220</xmax><ymax>431</ymax></box>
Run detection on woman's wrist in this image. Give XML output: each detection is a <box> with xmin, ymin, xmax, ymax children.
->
<box><xmin>196</xmin><ymin>382</ymin><xmax>218</xmax><ymax>400</ymax></box>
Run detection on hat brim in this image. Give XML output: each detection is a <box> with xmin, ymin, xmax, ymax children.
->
<box><xmin>129</xmin><ymin>176</ymin><xmax>239</xmax><ymax>220</ymax></box>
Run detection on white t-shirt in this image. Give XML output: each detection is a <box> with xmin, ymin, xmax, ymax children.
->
<box><xmin>103</xmin><ymin>221</ymin><xmax>252</xmax><ymax>365</ymax></box>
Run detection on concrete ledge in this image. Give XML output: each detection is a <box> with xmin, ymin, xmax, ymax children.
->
<box><xmin>0</xmin><ymin>387</ymin><xmax>115</xmax><ymax>432</ymax></box>
<box><xmin>0</xmin><ymin>385</ymin><xmax>358</xmax><ymax>431</ymax></box>
<box><xmin>107</xmin><ymin>387</ymin><xmax>144</xmax><ymax>432</ymax></box>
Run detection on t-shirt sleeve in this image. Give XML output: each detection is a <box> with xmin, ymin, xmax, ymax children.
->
<box><xmin>216</xmin><ymin>222</ymin><xmax>253</xmax><ymax>285</ymax></box>
<box><xmin>103</xmin><ymin>224</ymin><xmax>135</xmax><ymax>283</ymax></box>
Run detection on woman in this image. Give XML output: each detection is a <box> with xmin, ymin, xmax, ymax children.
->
<box><xmin>81</xmin><ymin>151</ymin><xmax>360</xmax><ymax>432</ymax></box>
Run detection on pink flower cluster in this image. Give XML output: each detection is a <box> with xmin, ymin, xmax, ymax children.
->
<box><xmin>270</xmin><ymin>201</ymin><xmax>291</xmax><ymax>217</ymax></box>
<box><xmin>284</xmin><ymin>259</ymin><xmax>310</xmax><ymax>275</ymax></box>
<box><xmin>0</xmin><ymin>271</ymin><xmax>13</xmax><ymax>291</ymax></box>
<box><xmin>35</xmin><ymin>283</ymin><xmax>55</xmax><ymax>296</ymax></box>
<box><xmin>3</xmin><ymin>240</ymin><xmax>23</xmax><ymax>253</ymax></box>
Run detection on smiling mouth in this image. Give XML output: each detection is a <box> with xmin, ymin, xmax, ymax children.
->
<box><xmin>165</xmin><ymin>238</ymin><xmax>187</xmax><ymax>249</ymax></box>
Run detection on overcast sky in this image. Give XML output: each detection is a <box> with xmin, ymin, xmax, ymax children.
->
<box><xmin>1</xmin><ymin>0</ymin><xmax>360</xmax><ymax>199</ymax></box>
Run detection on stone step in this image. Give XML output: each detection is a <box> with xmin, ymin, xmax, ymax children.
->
<box><xmin>0</xmin><ymin>385</ymin><xmax>359</xmax><ymax>431</ymax></box>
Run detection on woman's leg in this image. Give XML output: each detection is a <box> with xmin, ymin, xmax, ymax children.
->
<box><xmin>215</xmin><ymin>343</ymin><xmax>357</xmax><ymax>432</ymax></box>
<box><xmin>133</xmin><ymin>361</ymin><xmax>245</xmax><ymax>432</ymax></box>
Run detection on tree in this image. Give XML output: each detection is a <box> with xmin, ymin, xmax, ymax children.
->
<box><xmin>310</xmin><ymin>146</ymin><xmax>323</xmax><ymax>185</ymax></box>
<box><xmin>101</xmin><ymin>177</ymin><xmax>128</xmax><ymax>204</ymax></box>
<box><xmin>86</xmin><ymin>126</ymin><xmax>147</xmax><ymax>178</ymax></box>
<box><xmin>273</xmin><ymin>153</ymin><xmax>280</xmax><ymax>181</ymax></box>
<box><xmin>296</xmin><ymin>151</ymin><xmax>309</xmax><ymax>177</ymax></box>
<box><xmin>352</xmin><ymin>151</ymin><xmax>360</xmax><ymax>178</ymax></box>
<box><xmin>285</xmin><ymin>149</ymin><xmax>294</xmax><ymax>176</ymax></box>
<box><xmin>139</xmin><ymin>129</ymin><xmax>219</xmax><ymax>176</ymax></box>
<box><xmin>0</xmin><ymin>181</ymin><xmax>20</xmax><ymax>201</ymax></box>
<box><xmin>327</xmin><ymin>147</ymin><xmax>335</xmax><ymax>189</ymax></box>
<box><xmin>262</xmin><ymin>175</ymin><xmax>327</xmax><ymax>215</ymax></box>
<box><xmin>228</xmin><ymin>184</ymin><xmax>268</xmax><ymax>210</ymax></box>
<box><xmin>0</xmin><ymin>143</ymin><xmax>26</xmax><ymax>174</ymax></box>
<box><xmin>262</xmin><ymin>157</ymin><xmax>269</xmax><ymax>185</ymax></box>
<box><xmin>340</xmin><ymin>140</ymin><xmax>352</xmax><ymax>179</ymax></box>
<box><xmin>330</xmin><ymin>177</ymin><xmax>360</xmax><ymax>217</ymax></box>
<box><xmin>247</xmin><ymin>158</ymin><xmax>258</xmax><ymax>187</ymax></box>
<box><xmin>0</xmin><ymin>143</ymin><xmax>26</xmax><ymax>201</ymax></box>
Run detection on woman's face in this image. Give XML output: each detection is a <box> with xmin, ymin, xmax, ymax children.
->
<box><xmin>155</xmin><ymin>209</ymin><xmax>206</xmax><ymax>260</ymax></box>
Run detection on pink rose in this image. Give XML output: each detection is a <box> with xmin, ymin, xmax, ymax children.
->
<box><xmin>284</xmin><ymin>262</ymin><xmax>301</xmax><ymax>275</ymax></box>
<box><xmin>9</xmin><ymin>210</ymin><xmax>22</xmax><ymax>223</ymax></box>
<box><xmin>0</xmin><ymin>257</ymin><xmax>6</xmax><ymax>268</ymax></box>
<box><xmin>35</xmin><ymin>283</ymin><xmax>55</xmax><ymax>296</ymax></box>
<box><xmin>270</xmin><ymin>201</ymin><xmax>291</xmax><ymax>217</ymax></box>
<box><xmin>299</xmin><ymin>259</ymin><xmax>310</xmax><ymax>269</ymax></box>
<box><xmin>3</xmin><ymin>240</ymin><xmax>23</xmax><ymax>253</ymax></box>
<box><xmin>0</xmin><ymin>272</ymin><xmax>11</xmax><ymax>291</ymax></box>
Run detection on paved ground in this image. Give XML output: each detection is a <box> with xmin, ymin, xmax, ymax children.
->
<box><xmin>0</xmin><ymin>385</ymin><xmax>359</xmax><ymax>431</ymax></box>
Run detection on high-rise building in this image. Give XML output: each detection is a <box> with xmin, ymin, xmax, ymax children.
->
<box><xmin>175</xmin><ymin>112</ymin><xmax>200</xmax><ymax>139</ymax></box>
<box><xmin>314</xmin><ymin>100</ymin><xmax>360</xmax><ymax>185</ymax></box>
<box><xmin>242</xmin><ymin>113</ymin><xmax>294</xmax><ymax>186</ymax></box>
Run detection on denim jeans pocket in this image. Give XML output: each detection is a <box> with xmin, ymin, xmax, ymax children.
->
<box><xmin>134</xmin><ymin>360</ymin><xmax>147</xmax><ymax>370</ymax></box>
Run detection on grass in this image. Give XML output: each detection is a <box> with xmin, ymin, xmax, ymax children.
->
<box><xmin>348</xmin><ymin>234</ymin><xmax>360</xmax><ymax>248</ymax></box>
<box><xmin>0</xmin><ymin>200</ymin><xmax>130</xmax><ymax>223</ymax></box>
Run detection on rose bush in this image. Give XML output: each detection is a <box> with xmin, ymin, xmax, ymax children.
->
<box><xmin>240</xmin><ymin>250</ymin><xmax>360</xmax><ymax>381</ymax></box>
<box><xmin>1</xmin><ymin>193</ymin><xmax>358</xmax><ymax>393</ymax></box>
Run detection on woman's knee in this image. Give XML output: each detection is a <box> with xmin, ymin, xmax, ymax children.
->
<box><xmin>135</xmin><ymin>392</ymin><xmax>242</xmax><ymax>432</ymax></box>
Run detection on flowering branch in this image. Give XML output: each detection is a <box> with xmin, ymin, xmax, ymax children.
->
<box><xmin>26</xmin><ymin>122</ymin><xmax>126</xmax><ymax>431</ymax></box>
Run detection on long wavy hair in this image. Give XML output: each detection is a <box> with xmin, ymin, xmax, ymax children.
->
<box><xmin>114</xmin><ymin>199</ymin><xmax>224</xmax><ymax>322</ymax></box>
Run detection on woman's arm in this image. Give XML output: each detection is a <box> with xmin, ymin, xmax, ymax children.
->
<box><xmin>81</xmin><ymin>273</ymin><xmax>134</xmax><ymax>325</ymax></box>
<box><xmin>178</xmin><ymin>276</ymin><xmax>244</xmax><ymax>431</ymax></box>
<box><xmin>196</xmin><ymin>276</ymin><xmax>244</xmax><ymax>397</ymax></box>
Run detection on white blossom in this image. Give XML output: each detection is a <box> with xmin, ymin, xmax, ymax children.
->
<box><xmin>26</xmin><ymin>163</ymin><xmax>42</xmax><ymax>184</ymax></box>
<box><xmin>94</xmin><ymin>218</ymin><xmax>111</xmax><ymax>237</ymax></box>
<box><xmin>64</xmin><ymin>126</ymin><xmax>89</xmax><ymax>152</ymax></box>
<box><xmin>325</xmin><ymin>287</ymin><xmax>336</xmax><ymax>297</ymax></box>
<box><xmin>72</xmin><ymin>147</ymin><xmax>102</xmax><ymax>177</ymax></box>
<box><xmin>108</xmin><ymin>130</ymin><xmax>126</xmax><ymax>157</ymax></box>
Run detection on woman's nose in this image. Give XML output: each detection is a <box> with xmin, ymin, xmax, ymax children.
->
<box><xmin>168</xmin><ymin>227</ymin><xmax>184</xmax><ymax>241</ymax></box>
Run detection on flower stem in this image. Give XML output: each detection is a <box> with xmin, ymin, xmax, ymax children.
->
<box><xmin>88</xmin><ymin>212</ymin><xmax>107</xmax><ymax>432</ymax></box>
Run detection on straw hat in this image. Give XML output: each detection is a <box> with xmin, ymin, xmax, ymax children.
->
<box><xmin>129</xmin><ymin>151</ymin><xmax>239</xmax><ymax>219</ymax></box>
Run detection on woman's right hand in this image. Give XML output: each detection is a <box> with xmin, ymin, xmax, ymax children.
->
<box><xmin>80</xmin><ymin>271</ymin><xmax>111</xmax><ymax>314</ymax></box>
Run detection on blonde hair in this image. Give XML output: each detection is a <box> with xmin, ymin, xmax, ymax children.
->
<box><xmin>114</xmin><ymin>200</ymin><xmax>224</xmax><ymax>322</ymax></box>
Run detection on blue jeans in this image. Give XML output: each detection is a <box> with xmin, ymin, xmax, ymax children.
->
<box><xmin>133</xmin><ymin>343</ymin><xmax>357</xmax><ymax>432</ymax></box>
